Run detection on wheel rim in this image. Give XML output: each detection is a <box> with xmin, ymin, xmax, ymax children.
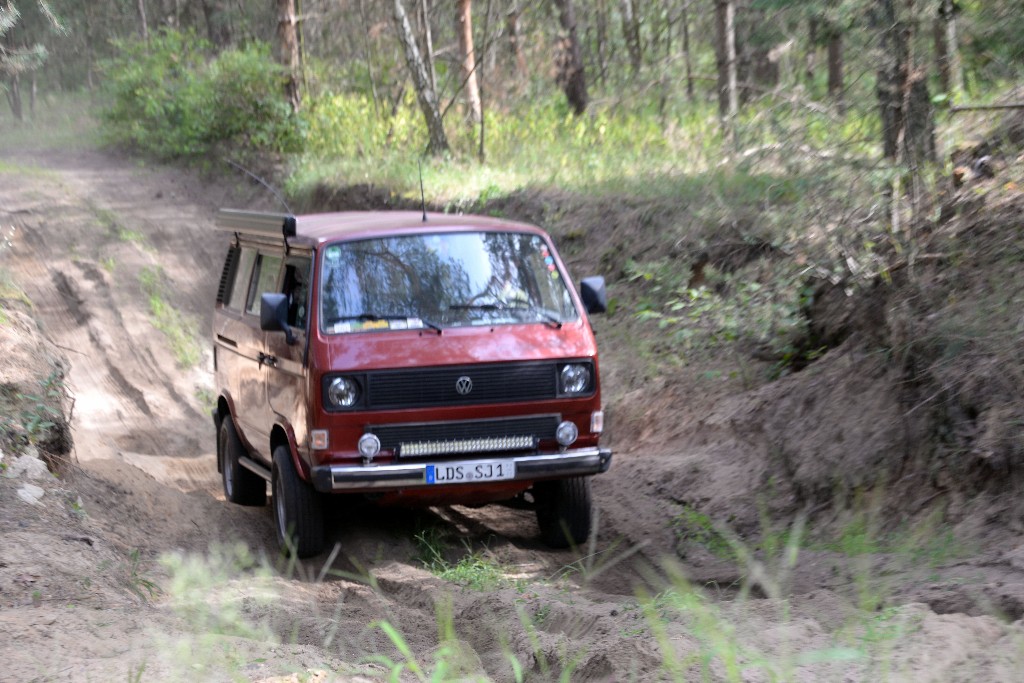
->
<box><xmin>274</xmin><ymin>472</ymin><xmax>287</xmax><ymax>543</ymax></box>
<box><xmin>219</xmin><ymin>426</ymin><xmax>234</xmax><ymax>497</ymax></box>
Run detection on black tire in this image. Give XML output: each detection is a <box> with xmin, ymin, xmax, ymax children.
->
<box><xmin>272</xmin><ymin>445</ymin><xmax>325</xmax><ymax>558</ymax></box>
<box><xmin>534</xmin><ymin>476</ymin><xmax>593</xmax><ymax>548</ymax></box>
<box><xmin>218</xmin><ymin>416</ymin><xmax>267</xmax><ymax>506</ymax></box>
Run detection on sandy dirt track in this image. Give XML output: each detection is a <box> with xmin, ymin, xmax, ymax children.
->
<box><xmin>2</xmin><ymin>146</ymin><xmax>1024</xmax><ymax>681</ymax></box>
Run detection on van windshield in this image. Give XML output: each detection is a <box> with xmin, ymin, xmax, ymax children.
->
<box><xmin>319</xmin><ymin>231</ymin><xmax>579</xmax><ymax>334</ymax></box>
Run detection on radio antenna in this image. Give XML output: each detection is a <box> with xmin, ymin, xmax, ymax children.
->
<box><xmin>418</xmin><ymin>159</ymin><xmax>428</xmax><ymax>222</ymax></box>
<box><xmin>224</xmin><ymin>158</ymin><xmax>293</xmax><ymax>215</ymax></box>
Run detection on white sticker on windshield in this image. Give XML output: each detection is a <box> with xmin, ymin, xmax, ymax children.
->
<box><xmin>325</xmin><ymin>246</ymin><xmax>342</xmax><ymax>261</ymax></box>
<box><xmin>331</xmin><ymin>322</ymin><xmax>352</xmax><ymax>333</ymax></box>
<box><xmin>407</xmin><ymin>318</ymin><xmax>425</xmax><ymax>330</ymax></box>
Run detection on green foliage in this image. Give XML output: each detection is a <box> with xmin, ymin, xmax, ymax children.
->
<box><xmin>139</xmin><ymin>266</ymin><xmax>201</xmax><ymax>368</ymax></box>
<box><xmin>99</xmin><ymin>30</ymin><xmax>303</xmax><ymax>159</ymax></box>
<box><xmin>0</xmin><ymin>3</ymin><xmax>53</xmax><ymax>78</ymax></box>
<box><xmin>628</xmin><ymin>258</ymin><xmax>810</xmax><ymax>366</ymax></box>
<box><xmin>305</xmin><ymin>91</ymin><xmax>424</xmax><ymax>159</ymax></box>
<box><xmin>0</xmin><ymin>270</ymin><xmax>30</xmax><ymax>307</ymax></box>
<box><xmin>295</xmin><ymin>94</ymin><xmax>725</xmax><ymax>200</ymax></box>
<box><xmin>125</xmin><ymin>548</ymin><xmax>160</xmax><ymax>600</ymax></box>
<box><xmin>414</xmin><ymin>527</ymin><xmax>508</xmax><ymax>591</ymax></box>
<box><xmin>0</xmin><ymin>366</ymin><xmax>64</xmax><ymax>462</ymax></box>
<box><xmin>672</xmin><ymin>505</ymin><xmax>736</xmax><ymax>561</ymax></box>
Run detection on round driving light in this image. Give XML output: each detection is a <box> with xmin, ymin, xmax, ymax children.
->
<box><xmin>560</xmin><ymin>364</ymin><xmax>591</xmax><ymax>395</ymax></box>
<box><xmin>358</xmin><ymin>433</ymin><xmax>381</xmax><ymax>459</ymax></box>
<box><xmin>328</xmin><ymin>377</ymin><xmax>359</xmax><ymax>407</ymax></box>
<box><xmin>556</xmin><ymin>420</ymin><xmax>579</xmax><ymax>447</ymax></box>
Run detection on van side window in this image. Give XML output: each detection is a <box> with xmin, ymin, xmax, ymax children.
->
<box><xmin>281</xmin><ymin>257</ymin><xmax>311</xmax><ymax>329</ymax></box>
<box><xmin>246</xmin><ymin>253</ymin><xmax>283</xmax><ymax>315</ymax></box>
<box><xmin>227</xmin><ymin>247</ymin><xmax>257</xmax><ymax>312</ymax></box>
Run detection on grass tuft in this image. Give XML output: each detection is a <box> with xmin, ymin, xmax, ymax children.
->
<box><xmin>138</xmin><ymin>266</ymin><xmax>202</xmax><ymax>368</ymax></box>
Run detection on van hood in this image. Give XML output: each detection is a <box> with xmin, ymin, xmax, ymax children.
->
<box><xmin>316</xmin><ymin>320</ymin><xmax>598</xmax><ymax>372</ymax></box>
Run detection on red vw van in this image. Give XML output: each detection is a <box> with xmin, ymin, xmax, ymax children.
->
<box><xmin>213</xmin><ymin>210</ymin><xmax>611</xmax><ymax>557</ymax></box>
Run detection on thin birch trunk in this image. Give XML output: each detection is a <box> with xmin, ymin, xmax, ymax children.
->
<box><xmin>456</xmin><ymin>0</ymin><xmax>481</xmax><ymax>123</ymax></box>
<box><xmin>393</xmin><ymin>0</ymin><xmax>450</xmax><ymax>154</ymax></box>
<box><xmin>277</xmin><ymin>0</ymin><xmax>301</xmax><ymax>112</ymax></box>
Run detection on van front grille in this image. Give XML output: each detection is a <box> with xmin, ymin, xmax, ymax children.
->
<box><xmin>366</xmin><ymin>362</ymin><xmax>558</xmax><ymax>410</ymax></box>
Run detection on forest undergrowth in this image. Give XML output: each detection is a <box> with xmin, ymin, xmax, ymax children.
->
<box><xmin>6</xmin><ymin>83</ymin><xmax>1024</xmax><ymax>679</ymax></box>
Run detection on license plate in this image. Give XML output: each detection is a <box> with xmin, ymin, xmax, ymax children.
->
<box><xmin>426</xmin><ymin>460</ymin><xmax>516</xmax><ymax>484</ymax></box>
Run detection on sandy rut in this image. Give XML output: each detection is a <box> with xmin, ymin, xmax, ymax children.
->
<box><xmin>2</xmin><ymin>146</ymin><xmax>1024</xmax><ymax>681</ymax></box>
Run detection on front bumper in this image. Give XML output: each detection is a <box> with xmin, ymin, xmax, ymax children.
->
<box><xmin>310</xmin><ymin>447</ymin><xmax>612</xmax><ymax>493</ymax></box>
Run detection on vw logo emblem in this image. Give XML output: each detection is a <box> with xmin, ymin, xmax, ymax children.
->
<box><xmin>455</xmin><ymin>376</ymin><xmax>473</xmax><ymax>395</ymax></box>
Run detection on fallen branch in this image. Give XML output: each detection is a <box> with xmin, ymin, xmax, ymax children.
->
<box><xmin>949</xmin><ymin>103</ymin><xmax>1024</xmax><ymax>113</ymax></box>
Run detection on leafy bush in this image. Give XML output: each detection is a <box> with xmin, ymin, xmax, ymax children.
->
<box><xmin>305</xmin><ymin>90</ymin><xmax>424</xmax><ymax>158</ymax></box>
<box><xmin>99</xmin><ymin>30</ymin><xmax>303</xmax><ymax>159</ymax></box>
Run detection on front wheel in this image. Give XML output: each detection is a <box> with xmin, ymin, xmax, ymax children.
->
<box><xmin>534</xmin><ymin>476</ymin><xmax>593</xmax><ymax>548</ymax></box>
<box><xmin>272</xmin><ymin>446</ymin><xmax>325</xmax><ymax>558</ymax></box>
<box><xmin>218</xmin><ymin>416</ymin><xmax>266</xmax><ymax>506</ymax></box>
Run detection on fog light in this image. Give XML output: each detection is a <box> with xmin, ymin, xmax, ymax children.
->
<box><xmin>556</xmin><ymin>421</ymin><xmax>578</xmax><ymax>447</ymax></box>
<box><xmin>311</xmin><ymin>430</ymin><xmax>329</xmax><ymax>450</ymax></box>
<box><xmin>591</xmin><ymin>410</ymin><xmax>604</xmax><ymax>434</ymax></box>
<box><xmin>358</xmin><ymin>433</ymin><xmax>381</xmax><ymax>461</ymax></box>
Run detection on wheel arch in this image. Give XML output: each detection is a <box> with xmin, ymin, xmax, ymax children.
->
<box><xmin>270</xmin><ymin>422</ymin><xmax>310</xmax><ymax>483</ymax></box>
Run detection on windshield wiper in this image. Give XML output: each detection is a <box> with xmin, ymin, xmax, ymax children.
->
<box><xmin>447</xmin><ymin>303</ymin><xmax>562</xmax><ymax>329</ymax></box>
<box><xmin>447</xmin><ymin>303</ymin><xmax>505</xmax><ymax>311</ymax></box>
<box><xmin>337</xmin><ymin>313</ymin><xmax>442</xmax><ymax>335</ymax></box>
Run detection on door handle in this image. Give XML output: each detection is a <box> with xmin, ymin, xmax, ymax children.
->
<box><xmin>257</xmin><ymin>352</ymin><xmax>278</xmax><ymax>368</ymax></box>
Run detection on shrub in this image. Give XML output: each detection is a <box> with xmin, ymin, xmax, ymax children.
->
<box><xmin>100</xmin><ymin>29</ymin><xmax>303</xmax><ymax>159</ymax></box>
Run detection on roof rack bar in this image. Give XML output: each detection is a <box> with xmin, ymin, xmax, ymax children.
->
<box><xmin>216</xmin><ymin>209</ymin><xmax>297</xmax><ymax>240</ymax></box>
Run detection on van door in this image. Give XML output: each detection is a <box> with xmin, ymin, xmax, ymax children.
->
<box><xmin>215</xmin><ymin>245</ymin><xmax>261</xmax><ymax>442</ymax></box>
<box><xmin>265</xmin><ymin>254</ymin><xmax>312</xmax><ymax>463</ymax></box>
<box><xmin>236</xmin><ymin>250</ymin><xmax>283</xmax><ymax>458</ymax></box>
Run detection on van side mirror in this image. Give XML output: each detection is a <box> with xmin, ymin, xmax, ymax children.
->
<box><xmin>579</xmin><ymin>276</ymin><xmax>607</xmax><ymax>314</ymax></box>
<box><xmin>260</xmin><ymin>292</ymin><xmax>296</xmax><ymax>345</ymax></box>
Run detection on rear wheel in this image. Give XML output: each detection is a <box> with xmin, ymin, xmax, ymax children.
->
<box><xmin>218</xmin><ymin>416</ymin><xmax>266</xmax><ymax>506</ymax></box>
<box><xmin>534</xmin><ymin>476</ymin><xmax>593</xmax><ymax>548</ymax></box>
<box><xmin>272</xmin><ymin>446</ymin><xmax>325</xmax><ymax>558</ymax></box>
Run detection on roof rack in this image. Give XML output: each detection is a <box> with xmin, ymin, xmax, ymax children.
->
<box><xmin>216</xmin><ymin>209</ymin><xmax>297</xmax><ymax>240</ymax></box>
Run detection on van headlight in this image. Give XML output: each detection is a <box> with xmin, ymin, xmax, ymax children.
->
<box><xmin>558</xmin><ymin>363</ymin><xmax>592</xmax><ymax>396</ymax></box>
<box><xmin>325</xmin><ymin>376</ymin><xmax>361</xmax><ymax>409</ymax></box>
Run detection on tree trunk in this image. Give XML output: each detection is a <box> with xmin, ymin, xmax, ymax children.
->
<box><xmin>805</xmin><ymin>17</ymin><xmax>818</xmax><ymax>84</ymax></box>
<box><xmin>715</xmin><ymin>1</ymin><xmax>738</xmax><ymax>132</ymax></box>
<box><xmin>455</xmin><ymin>0</ymin><xmax>481</xmax><ymax>124</ymax></box>
<box><xmin>552</xmin><ymin>0</ymin><xmax>588</xmax><ymax>116</ymax></box>
<box><xmin>479</xmin><ymin>0</ymin><xmax>493</xmax><ymax>161</ymax></box>
<box><xmin>137</xmin><ymin>0</ymin><xmax>149</xmax><ymax>41</ymax></box>
<box><xmin>419</xmin><ymin>0</ymin><xmax>436</xmax><ymax>93</ymax></box>
<box><xmin>356</xmin><ymin>0</ymin><xmax>382</xmax><ymax>117</ymax></box>
<box><xmin>84</xmin><ymin>2</ymin><xmax>95</xmax><ymax>89</ymax></box>
<box><xmin>6</xmin><ymin>74</ymin><xmax>23</xmax><ymax>122</ymax></box>
<box><xmin>199</xmin><ymin>0</ymin><xmax>229</xmax><ymax>46</ymax></box>
<box><xmin>827</xmin><ymin>28</ymin><xmax>843</xmax><ymax>112</ymax></box>
<box><xmin>935</xmin><ymin>0</ymin><xmax>963</xmax><ymax>102</ymax></box>
<box><xmin>594</xmin><ymin>0</ymin><xmax>608</xmax><ymax>86</ymax></box>
<box><xmin>277</xmin><ymin>0</ymin><xmax>301</xmax><ymax>112</ymax></box>
<box><xmin>506</xmin><ymin>3</ymin><xmax>526</xmax><ymax>79</ymax></box>
<box><xmin>620</xmin><ymin>0</ymin><xmax>641</xmax><ymax>76</ymax></box>
<box><xmin>875</xmin><ymin>0</ymin><xmax>935</xmax><ymax>165</ymax></box>
<box><xmin>169</xmin><ymin>0</ymin><xmax>181</xmax><ymax>28</ymax></box>
<box><xmin>681</xmin><ymin>0</ymin><xmax>694</xmax><ymax>101</ymax></box>
<box><xmin>876</xmin><ymin>0</ymin><xmax>905</xmax><ymax>160</ymax></box>
<box><xmin>393</xmin><ymin>0</ymin><xmax>449</xmax><ymax>155</ymax></box>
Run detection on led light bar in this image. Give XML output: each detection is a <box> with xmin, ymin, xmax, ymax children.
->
<box><xmin>400</xmin><ymin>435</ymin><xmax>535</xmax><ymax>458</ymax></box>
